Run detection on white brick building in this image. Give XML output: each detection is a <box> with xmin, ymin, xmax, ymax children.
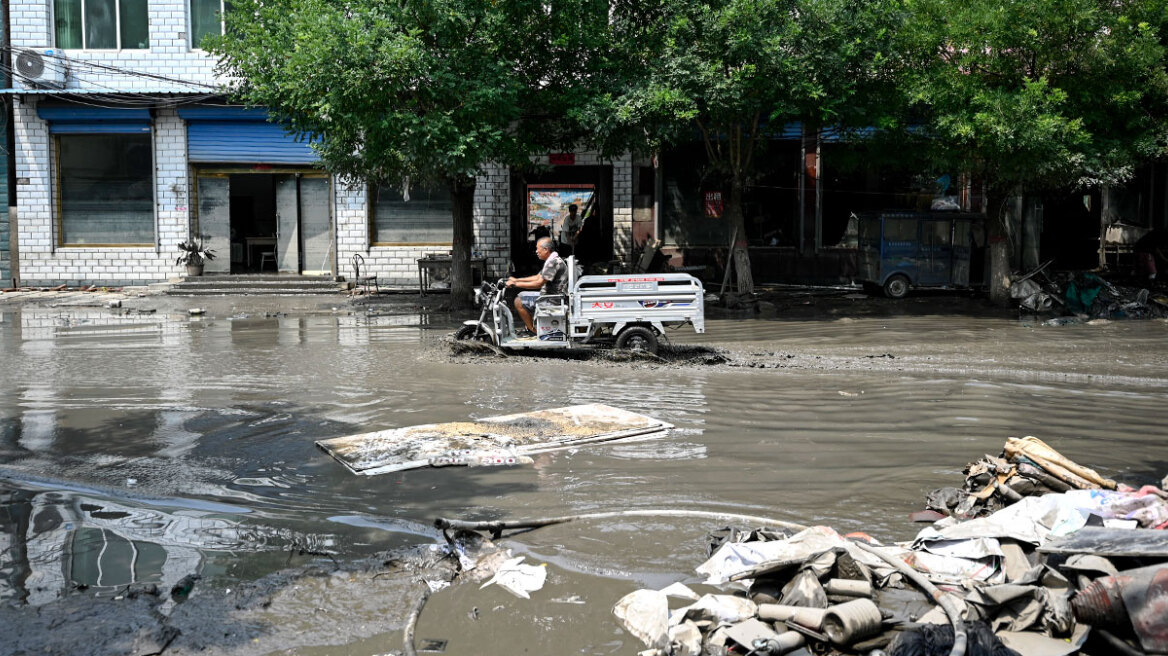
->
<box><xmin>6</xmin><ymin>0</ymin><xmax>644</xmax><ymax>287</ymax></box>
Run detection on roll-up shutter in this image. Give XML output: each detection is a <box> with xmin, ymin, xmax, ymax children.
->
<box><xmin>178</xmin><ymin>107</ymin><xmax>318</xmax><ymax>165</ymax></box>
<box><xmin>36</xmin><ymin>107</ymin><xmax>151</xmax><ymax>134</ymax></box>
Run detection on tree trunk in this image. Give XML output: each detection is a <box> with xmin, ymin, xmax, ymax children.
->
<box><xmin>725</xmin><ymin>182</ymin><xmax>754</xmax><ymax>295</ymax></box>
<box><xmin>987</xmin><ymin>188</ymin><xmax>1021</xmax><ymax>306</ymax></box>
<box><xmin>449</xmin><ymin>177</ymin><xmax>476</xmax><ymax>311</ymax></box>
<box><xmin>1021</xmin><ymin>196</ymin><xmax>1041</xmax><ymax>272</ymax></box>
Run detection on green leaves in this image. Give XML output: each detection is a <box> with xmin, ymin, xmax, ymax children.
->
<box><xmin>207</xmin><ymin>0</ymin><xmax>1168</xmax><ymax>197</ymax></box>
<box><xmin>898</xmin><ymin>0</ymin><xmax>1168</xmax><ymax>190</ymax></box>
<box><xmin>209</xmin><ymin>0</ymin><xmax>590</xmax><ymax>188</ymax></box>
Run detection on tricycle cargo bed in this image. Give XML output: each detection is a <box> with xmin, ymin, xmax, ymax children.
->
<box><xmin>571</xmin><ymin>273</ymin><xmax>705</xmax><ymax>332</ymax></box>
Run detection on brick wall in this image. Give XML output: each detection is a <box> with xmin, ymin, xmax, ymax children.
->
<box><xmin>8</xmin><ymin>0</ymin><xmax>639</xmax><ymax>286</ymax></box>
<box><xmin>13</xmin><ymin>99</ymin><xmax>190</xmax><ymax>285</ymax></box>
<box><xmin>335</xmin><ymin>154</ymin><xmax>638</xmax><ymax>288</ymax></box>
<box><xmin>335</xmin><ymin>163</ymin><xmax>513</xmax><ymax>288</ymax></box>
<box><xmin>1</xmin><ymin>112</ymin><xmax>9</xmax><ymax>285</ymax></box>
<box><xmin>10</xmin><ymin>0</ymin><xmax>220</xmax><ymax>91</ymax></box>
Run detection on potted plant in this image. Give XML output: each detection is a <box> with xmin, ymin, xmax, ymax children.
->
<box><xmin>176</xmin><ymin>236</ymin><xmax>216</xmax><ymax>276</ymax></box>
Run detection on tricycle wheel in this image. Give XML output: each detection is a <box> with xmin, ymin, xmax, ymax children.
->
<box><xmin>454</xmin><ymin>324</ymin><xmax>491</xmax><ymax>343</ymax></box>
<box><xmin>615</xmin><ymin>326</ymin><xmax>659</xmax><ymax>355</ymax></box>
<box><xmin>883</xmin><ymin>274</ymin><xmax>910</xmax><ymax>299</ymax></box>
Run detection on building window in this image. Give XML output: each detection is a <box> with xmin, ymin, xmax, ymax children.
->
<box><xmin>54</xmin><ymin>0</ymin><xmax>149</xmax><ymax>49</ymax></box>
<box><xmin>190</xmin><ymin>0</ymin><xmax>230</xmax><ymax>48</ymax></box>
<box><xmin>57</xmin><ymin>134</ymin><xmax>154</xmax><ymax>245</ymax></box>
<box><xmin>371</xmin><ymin>184</ymin><xmax>453</xmax><ymax>245</ymax></box>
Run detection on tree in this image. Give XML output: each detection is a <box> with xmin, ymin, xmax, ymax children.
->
<box><xmin>589</xmin><ymin>0</ymin><xmax>900</xmax><ymax>295</ymax></box>
<box><xmin>208</xmin><ymin>0</ymin><xmax>601</xmax><ymax>306</ymax></box>
<box><xmin>894</xmin><ymin>0</ymin><xmax>1168</xmax><ymax>299</ymax></box>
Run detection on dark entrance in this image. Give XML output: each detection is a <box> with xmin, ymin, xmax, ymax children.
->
<box><xmin>228</xmin><ymin>174</ymin><xmax>278</xmax><ymax>273</ymax></box>
<box><xmin>194</xmin><ymin>169</ymin><xmax>333</xmax><ymax>276</ymax></box>
<box><xmin>511</xmin><ymin>165</ymin><xmax>613</xmax><ymax>273</ymax></box>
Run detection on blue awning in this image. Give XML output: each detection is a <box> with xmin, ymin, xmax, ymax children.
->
<box><xmin>36</xmin><ymin>107</ymin><xmax>152</xmax><ymax>134</ymax></box>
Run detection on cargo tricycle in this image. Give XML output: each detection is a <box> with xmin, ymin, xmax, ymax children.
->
<box><xmin>454</xmin><ymin>256</ymin><xmax>705</xmax><ymax>355</ymax></box>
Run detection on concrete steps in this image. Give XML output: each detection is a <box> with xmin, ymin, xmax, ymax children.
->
<box><xmin>165</xmin><ymin>275</ymin><xmax>347</xmax><ymax>295</ymax></box>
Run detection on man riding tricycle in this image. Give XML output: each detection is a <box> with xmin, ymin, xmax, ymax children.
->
<box><xmin>454</xmin><ymin>237</ymin><xmax>705</xmax><ymax>355</ymax></box>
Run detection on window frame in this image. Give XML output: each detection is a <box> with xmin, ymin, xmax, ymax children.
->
<box><xmin>368</xmin><ymin>182</ymin><xmax>455</xmax><ymax>247</ymax></box>
<box><xmin>53</xmin><ymin>131</ymin><xmax>158</xmax><ymax>248</ymax></box>
<box><xmin>188</xmin><ymin>0</ymin><xmax>227</xmax><ymax>50</ymax></box>
<box><xmin>53</xmin><ymin>0</ymin><xmax>150</xmax><ymax>50</ymax></box>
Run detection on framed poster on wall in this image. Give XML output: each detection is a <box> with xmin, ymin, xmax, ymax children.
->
<box><xmin>527</xmin><ymin>184</ymin><xmax>595</xmax><ymax>242</ymax></box>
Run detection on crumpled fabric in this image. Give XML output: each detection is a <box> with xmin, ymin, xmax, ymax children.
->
<box><xmin>613</xmin><ymin>589</ymin><xmax>669</xmax><ymax>650</ymax></box>
<box><xmin>778</xmin><ymin>569</ymin><xmax>828</xmax><ymax>608</ymax></box>
<box><xmin>1065</xmin><ymin>273</ymin><xmax>1105</xmax><ymax>315</ymax></box>
<box><xmin>705</xmin><ymin>526</ymin><xmax>793</xmax><ymax>556</ymax></box>
<box><xmin>964</xmin><ymin>582</ymin><xmax>1073</xmax><ymax>635</ymax></box>
<box><xmin>479</xmin><ymin>555</ymin><xmax>547</xmax><ymax>598</ymax></box>
<box><xmin>915</xmin><ymin>494</ymin><xmax>1092</xmax><ymax>547</ymax></box>
<box><xmin>668</xmin><ymin>594</ymin><xmax>757</xmax><ymax>627</ymax></box>
<box><xmin>696</xmin><ymin>525</ymin><xmax>895</xmax><ymax>585</ymax></box>
<box><xmin>1063</xmin><ymin>488</ymin><xmax>1168</xmax><ymax>528</ymax></box>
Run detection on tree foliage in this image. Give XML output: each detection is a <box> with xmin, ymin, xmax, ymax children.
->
<box><xmin>587</xmin><ymin>0</ymin><xmax>900</xmax><ymax>292</ymax></box>
<box><xmin>208</xmin><ymin>0</ymin><xmax>604</xmax><ymax>303</ymax></box>
<box><xmin>896</xmin><ymin>0</ymin><xmax>1168</xmax><ymax>190</ymax></box>
<box><xmin>206</xmin><ymin>0</ymin><xmax>1168</xmax><ymax>301</ymax></box>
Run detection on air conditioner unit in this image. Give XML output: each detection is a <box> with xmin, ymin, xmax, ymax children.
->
<box><xmin>14</xmin><ymin>48</ymin><xmax>69</xmax><ymax>90</ymax></box>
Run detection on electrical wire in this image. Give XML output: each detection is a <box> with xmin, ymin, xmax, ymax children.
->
<box><xmin>1</xmin><ymin>57</ymin><xmax>234</xmax><ymax>108</ymax></box>
<box><xmin>1</xmin><ymin>45</ymin><xmax>243</xmax><ymax>110</ymax></box>
<box><xmin>2</xmin><ymin>45</ymin><xmax>220</xmax><ymax>90</ymax></box>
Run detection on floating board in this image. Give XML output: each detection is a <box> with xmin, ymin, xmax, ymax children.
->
<box><xmin>315</xmin><ymin>403</ymin><xmax>674</xmax><ymax>476</ymax></box>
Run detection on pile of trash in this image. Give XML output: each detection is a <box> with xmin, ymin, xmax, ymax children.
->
<box><xmin>612</xmin><ymin>437</ymin><xmax>1168</xmax><ymax>655</ymax></box>
<box><xmin>1010</xmin><ymin>266</ymin><xmax>1168</xmax><ymax>320</ymax></box>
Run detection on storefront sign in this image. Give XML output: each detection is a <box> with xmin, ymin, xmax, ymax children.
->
<box><xmin>549</xmin><ymin>153</ymin><xmax>576</xmax><ymax>166</ymax></box>
<box><xmin>704</xmin><ymin>191</ymin><xmax>724</xmax><ymax>218</ymax></box>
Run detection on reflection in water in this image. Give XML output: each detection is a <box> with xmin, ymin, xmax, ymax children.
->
<box><xmin>0</xmin><ymin>483</ymin><xmax>335</xmax><ymax>606</ymax></box>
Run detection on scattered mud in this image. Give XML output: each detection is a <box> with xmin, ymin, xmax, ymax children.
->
<box><xmin>2</xmin><ymin>290</ymin><xmax>1166</xmax><ymax>656</ymax></box>
<box><xmin>0</xmin><ymin>540</ymin><xmax>462</xmax><ymax>656</ymax></box>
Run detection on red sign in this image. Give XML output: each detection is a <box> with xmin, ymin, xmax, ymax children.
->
<box><xmin>549</xmin><ymin>153</ymin><xmax>576</xmax><ymax>166</ymax></box>
<box><xmin>704</xmin><ymin>191</ymin><xmax>724</xmax><ymax>218</ymax></box>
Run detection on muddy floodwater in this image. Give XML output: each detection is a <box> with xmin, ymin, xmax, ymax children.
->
<box><xmin>1</xmin><ymin>298</ymin><xmax>1166</xmax><ymax>655</ymax></box>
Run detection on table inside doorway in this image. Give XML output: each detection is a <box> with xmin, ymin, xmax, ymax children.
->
<box><xmin>245</xmin><ymin>237</ymin><xmax>278</xmax><ymax>270</ymax></box>
<box><xmin>418</xmin><ymin>255</ymin><xmax>487</xmax><ymax>296</ymax></box>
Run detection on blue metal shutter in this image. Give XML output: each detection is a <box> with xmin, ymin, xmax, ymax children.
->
<box><xmin>178</xmin><ymin>107</ymin><xmax>319</xmax><ymax>165</ymax></box>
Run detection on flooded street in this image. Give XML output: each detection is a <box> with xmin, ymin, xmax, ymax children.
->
<box><xmin>1</xmin><ymin>299</ymin><xmax>1166</xmax><ymax>655</ymax></box>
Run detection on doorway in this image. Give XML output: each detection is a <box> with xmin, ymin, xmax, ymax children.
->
<box><xmin>511</xmin><ymin>165</ymin><xmax>613</xmax><ymax>273</ymax></box>
<box><xmin>194</xmin><ymin>169</ymin><xmax>333</xmax><ymax>275</ymax></box>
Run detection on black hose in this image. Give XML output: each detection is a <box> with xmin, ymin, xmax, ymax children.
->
<box><xmin>435</xmin><ymin>509</ymin><xmax>812</xmax><ymax>538</ymax></box>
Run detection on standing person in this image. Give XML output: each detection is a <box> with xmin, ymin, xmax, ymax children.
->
<box><xmin>559</xmin><ymin>204</ymin><xmax>585</xmax><ymax>257</ymax></box>
<box><xmin>1134</xmin><ymin>228</ymin><xmax>1168</xmax><ymax>285</ymax></box>
<box><xmin>507</xmin><ymin>237</ymin><xmax>567</xmax><ymax>336</ymax></box>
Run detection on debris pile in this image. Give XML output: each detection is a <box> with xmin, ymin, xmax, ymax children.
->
<box><xmin>612</xmin><ymin>438</ymin><xmax>1168</xmax><ymax>655</ymax></box>
<box><xmin>1011</xmin><ymin>266</ymin><xmax>1168</xmax><ymax>320</ymax></box>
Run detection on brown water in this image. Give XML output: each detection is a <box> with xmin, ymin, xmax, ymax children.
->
<box><xmin>1</xmin><ymin>304</ymin><xmax>1166</xmax><ymax>655</ymax></box>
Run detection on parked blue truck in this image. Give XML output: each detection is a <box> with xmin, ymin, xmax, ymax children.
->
<box><xmin>857</xmin><ymin>211</ymin><xmax>987</xmax><ymax>298</ymax></box>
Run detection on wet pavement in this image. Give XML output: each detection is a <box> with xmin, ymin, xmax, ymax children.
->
<box><xmin>1</xmin><ymin>290</ymin><xmax>1166</xmax><ymax>655</ymax></box>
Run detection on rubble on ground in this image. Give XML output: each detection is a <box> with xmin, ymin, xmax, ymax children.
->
<box><xmin>612</xmin><ymin>438</ymin><xmax>1167</xmax><ymax>655</ymax></box>
<box><xmin>1011</xmin><ymin>266</ymin><xmax>1168</xmax><ymax>320</ymax></box>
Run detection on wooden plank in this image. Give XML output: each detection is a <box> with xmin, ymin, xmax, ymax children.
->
<box><xmin>316</xmin><ymin>404</ymin><xmax>673</xmax><ymax>476</ymax></box>
<box><xmin>1038</xmin><ymin>527</ymin><xmax>1168</xmax><ymax>558</ymax></box>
